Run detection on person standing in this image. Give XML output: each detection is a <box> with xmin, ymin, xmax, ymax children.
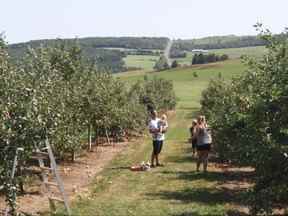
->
<box><xmin>193</xmin><ymin>115</ymin><xmax>212</xmax><ymax>172</ymax></box>
<box><xmin>148</xmin><ymin>110</ymin><xmax>168</xmax><ymax>167</ymax></box>
<box><xmin>189</xmin><ymin>119</ymin><xmax>198</xmax><ymax>156</ymax></box>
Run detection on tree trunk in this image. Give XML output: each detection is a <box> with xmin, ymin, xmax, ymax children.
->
<box><xmin>71</xmin><ymin>151</ymin><xmax>76</xmax><ymax>162</ymax></box>
<box><xmin>105</xmin><ymin>128</ymin><xmax>111</xmax><ymax>145</ymax></box>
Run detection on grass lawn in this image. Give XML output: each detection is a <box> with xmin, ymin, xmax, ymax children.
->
<box><xmin>209</xmin><ymin>46</ymin><xmax>266</xmax><ymax>59</ymax></box>
<box><xmin>123</xmin><ymin>46</ymin><xmax>265</xmax><ymax>73</ymax></box>
<box><xmin>170</xmin><ymin>46</ymin><xmax>266</xmax><ymax>66</ymax></box>
<box><xmin>54</xmin><ymin>59</ymin><xmax>251</xmax><ymax>216</ymax></box>
<box><xmin>118</xmin><ymin>59</ymin><xmax>245</xmax><ymax>109</ymax></box>
<box><xmin>124</xmin><ymin>55</ymin><xmax>159</xmax><ymax>71</ymax></box>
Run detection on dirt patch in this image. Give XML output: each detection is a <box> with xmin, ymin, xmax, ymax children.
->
<box><xmin>209</xmin><ymin>163</ymin><xmax>254</xmax><ymax>215</ymax></box>
<box><xmin>0</xmin><ymin>142</ymin><xmax>129</xmax><ymax>215</ymax></box>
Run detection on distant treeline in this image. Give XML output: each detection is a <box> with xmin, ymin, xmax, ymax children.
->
<box><xmin>124</xmin><ymin>49</ymin><xmax>163</xmax><ymax>56</ymax></box>
<box><xmin>172</xmin><ymin>35</ymin><xmax>267</xmax><ymax>51</ymax></box>
<box><xmin>169</xmin><ymin>49</ymin><xmax>187</xmax><ymax>58</ymax></box>
<box><xmin>192</xmin><ymin>53</ymin><xmax>228</xmax><ymax>64</ymax></box>
<box><xmin>78</xmin><ymin>37</ymin><xmax>169</xmax><ymax>49</ymax></box>
<box><xmin>9</xmin><ymin>42</ymin><xmax>126</xmax><ymax>73</ymax></box>
<box><xmin>8</xmin><ymin>37</ymin><xmax>169</xmax><ymax>58</ymax></box>
<box><xmin>8</xmin><ymin>37</ymin><xmax>169</xmax><ymax>73</ymax></box>
<box><xmin>7</xmin><ymin>35</ymin><xmax>273</xmax><ymax>73</ymax></box>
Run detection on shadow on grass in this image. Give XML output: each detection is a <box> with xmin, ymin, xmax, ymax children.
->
<box><xmin>171</xmin><ymin>210</ymin><xmax>249</xmax><ymax>216</ymax></box>
<box><xmin>225</xmin><ymin>210</ymin><xmax>250</xmax><ymax>216</ymax></box>
<box><xmin>108</xmin><ymin>166</ymin><xmax>131</xmax><ymax>170</ymax></box>
<box><xmin>166</xmin><ymin>154</ymin><xmax>195</xmax><ymax>164</ymax></box>
<box><xmin>161</xmin><ymin>170</ymin><xmax>254</xmax><ymax>183</ymax></box>
<box><xmin>146</xmin><ymin>186</ymin><xmax>247</xmax><ymax>206</ymax></box>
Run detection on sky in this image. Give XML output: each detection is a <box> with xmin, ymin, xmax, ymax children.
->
<box><xmin>1</xmin><ymin>0</ymin><xmax>287</xmax><ymax>44</ymax></box>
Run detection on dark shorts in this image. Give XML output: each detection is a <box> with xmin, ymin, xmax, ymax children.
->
<box><xmin>153</xmin><ymin>140</ymin><xmax>163</xmax><ymax>155</ymax></box>
<box><xmin>192</xmin><ymin>139</ymin><xmax>197</xmax><ymax>150</ymax></box>
<box><xmin>196</xmin><ymin>143</ymin><xmax>211</xmax><ymax>151</ymax></box>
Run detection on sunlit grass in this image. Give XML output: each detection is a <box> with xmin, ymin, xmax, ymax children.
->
<box><xmin>55</xmin><ymin>59</ymin><xmax>249</xmax><ymax>216</ymax></box>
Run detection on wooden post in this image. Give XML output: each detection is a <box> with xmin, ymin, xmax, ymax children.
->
<box><xmin>95</xmin><ymin>126</ymin><xmax>99</xmax><ymax>152</ymax></box>
<box><xmin>88</xmin><ymin>124</ymin><xmax>92</xmax><ymax>151</ymax></box>
<box><xmin>105</xmin><ymin>128</ymin><xmax>111</xmax><ymax>146</ymax></box>
<box><xmin>72</xmin><ymin>151</ymin><xmax>76</xmax><ymax>162</ymax></box>
<box><xmin>5</xmin><ymin>148</ymin><xmax>24</xmax><ymax>216</ymax></box>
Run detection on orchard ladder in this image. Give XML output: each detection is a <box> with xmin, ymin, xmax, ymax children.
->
<box><xmin>33</xmin><ymin>138</ymin><xmax>71</xmax><ymax>215</ymax></box>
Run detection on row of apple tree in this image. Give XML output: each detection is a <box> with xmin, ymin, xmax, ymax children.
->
<box><xmin>200</xmin><ymin>26</ymin><xmax>288</xmax><ymax>215</ymax></box>
<box><xmin>0</xmin><ymin>38</ymin><xmax>176</xmax><ymax>214</ymax></box>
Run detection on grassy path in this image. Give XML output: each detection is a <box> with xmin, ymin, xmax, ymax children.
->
<box><xmin>62</xmin><ymin>108</ymin><xmax>247</xmax><ymax>216</ymax></box>
<box><xmin>57</xmin><ymin>61</ymin><xmax>250</xmax><ymax>216</ymax></box>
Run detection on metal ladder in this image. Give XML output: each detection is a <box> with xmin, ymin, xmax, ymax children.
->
<box><xmin>33</xmin><ymin>139</ymin><xmax>71</xmax><ymax>215</ymax></box>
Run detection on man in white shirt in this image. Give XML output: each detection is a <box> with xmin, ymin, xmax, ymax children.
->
<box><xmin>148</xmin><ymin>110</ymin><xmax>167</xmax><ymax>167</ymax></box>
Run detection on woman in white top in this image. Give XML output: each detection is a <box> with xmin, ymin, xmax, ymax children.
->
<box><xmin>148</xmin><ymin>110</ymin><xmax>168</xmax><ymax>167</ymax></box>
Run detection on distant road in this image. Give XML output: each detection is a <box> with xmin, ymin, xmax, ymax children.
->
<box><xmin>164</xmin><ymin>39</ymin><xmax>173</xmax><ymax>66</ymax></box>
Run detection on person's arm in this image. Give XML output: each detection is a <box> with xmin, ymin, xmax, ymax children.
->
<box><xmin>149</xmin><ymin>122</ymin><xmax>159</xmax><ymax>134</ymax></box>
<box><xmin>165</xmin><ymin>122</ymin><xmax>168</xmax><ymax>130</ymax></box>
<box><xmin>159</xmin><ymin>124</ymin><xmax>163</xmax><ymax>133</ymax></box>
<box><xmin>161</xmin><ymin>122</ymin><xmax>168</xmax><ymax>133</ymax></box>
<box><xmin>189</xmin><ymin>127</ymin><xmax>193</xmax><ymax>137</ymax></box>
<box><xmin>192</xmin><ymin>126</ymin><xmax>199</xmax><ymax>140</ymax></box>
<box><xmin>151</xmin><ymin>126</ymin><xmax>160</xmax><ymax>134</ymax></box>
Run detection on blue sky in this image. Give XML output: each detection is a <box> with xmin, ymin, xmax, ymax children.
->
<box><xmin>1</xmin><ymin>0</ymin><xmax>287</xmax><ymax>44</ymax></box>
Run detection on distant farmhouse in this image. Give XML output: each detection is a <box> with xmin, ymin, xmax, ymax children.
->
<box><xmin>191</xmin><ymin>49</ymin><xmax>209</xmax><ymax>54</ymax></box>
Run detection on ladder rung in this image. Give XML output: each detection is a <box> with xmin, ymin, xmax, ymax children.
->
<box><xmin>31</xmin><ymin>152</ymin><xmax>49</xmax><ymax>160</ymax></box>
<box><xmin>33</xmin><ymin>151</ymin><xmax>49</xmax><ymax>157</ymax></box>
<box><xmin>40</xmin><ymin>166</ymin><xmax>53</xmax><ymax>172</ymax></box>
<box><xmin>44</xmin><ymin>181</ymin><xmax>59</xmax><ymax>187</ymax></box>
<box><xmin>30</xmin><ymin>155</ymin><xmax>48</xmax><ymax>160</ymax></box>
<box><xmin>49</xmin><ymin>196</ymin><xmax>64</xmax><ymax>203</ymax></box>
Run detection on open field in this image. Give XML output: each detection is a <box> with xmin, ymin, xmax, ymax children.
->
<box><xmin>209</xmin><ymin>46</ymin><xmax>266</xmax><ymax>59</ymax></box>
<box><xmin>124</xmin><ymin>46</ymin><xmax>266</xmax><ymax>71</ymax></box>
<box><xmin>55</xmin><ymin>59</ymin><xmax>253</xmax><ymax>216</ymax></box>
<box><xmin>170</xmin><ymin>46</ymin><xmax>266</xmax><ymax>66</ymax></box>
<box><xmin>124</xmin><ymin>55</ymin><xmax>159</xmax><ymax>71</ymax></box>
<box><xmin>118</xmin><ymin>59</ymin><xmax>246</xmax><ymax>109</ymax></box>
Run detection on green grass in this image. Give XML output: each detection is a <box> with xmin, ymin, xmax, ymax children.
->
<box><xmin>56</xmin><ymin>59</ymin><xmax>249</xmax><ymax>216</ymax></box>
<box><xmin>118</xmin><ymin>59</ymin><xmax>245</xmax><ymax>109</ymax></box>
<box><xmin>59</xmin><ymin>114</ymin><xmax>240</xmax><ymax>216</ymax></box>
<box><xmin>210</xmin><ymin>46</ymin><xmax>266</xmax><ymax>59</ymax></box>
<box><xmin>124</xmin><ymin>46</ymin><xmax>265</xmax><ymax>73</ymax></box>
<box><xmin>124</xmin><ymin>55</ymin><xmax>159</xmax><ymax>71</ymax></box>
<box><xmin>171</xmin><ymin>46</ymin><xmax>266</xmax><ymax>66</ymax></box>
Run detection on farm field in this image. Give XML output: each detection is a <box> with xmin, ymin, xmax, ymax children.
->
<box><xmin>209</xmin><ymin>46</ymin><xmax>266</xmax><ymax>59</ymax></box>
<box><xmin>170</xmin><ymin>46</ymin><xmax>266</xmax><ymax>66</ymax></box>
<box><xmin>124</xmin><ymin>46</ymin><xmax>266</xmax><ymax>71</ymax></box>
<box><xmin>124</xmin><ymin>55</ymin><xmax>159</xmax><ymax>71</ymax></box>
<box><xmin>58</xmin><ymin>59</ymin><xmax>252</xmax><ymax>216</ymax></box>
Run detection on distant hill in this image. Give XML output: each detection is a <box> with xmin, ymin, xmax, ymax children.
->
<box><xmin>6</xmin><ymin>35</ymin><xmax>271</xmax><ymax>73</ymax></box>
<box><xmin>172</xmin><ymin>35</ymin><xmax>267</xmax><ymax>51</ymax></box>
<box><xmin>8</xmin><ymin>37</ymin><xmax>169</xmax><ymax>59</ymax></box>
<box><xmin>7</xmin><ymin>37</ymin><xmax>170</xmax><ymax>73</ymax></box>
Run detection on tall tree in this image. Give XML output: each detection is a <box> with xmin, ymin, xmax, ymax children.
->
<box><xmin>153</xmin><ymin>55</ymin><xmax>170</xmax><ymax>71</ymax></box>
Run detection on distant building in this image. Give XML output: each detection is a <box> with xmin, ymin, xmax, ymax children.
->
<box><xmin>191</xmin><ymin>49</ymin><xmax>209</xmax><ymax>54</ymax></box>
